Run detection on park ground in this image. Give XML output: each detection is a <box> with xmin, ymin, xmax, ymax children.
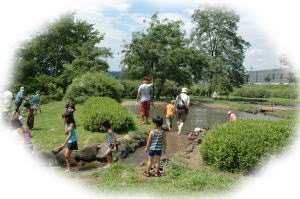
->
<box><xmin>21</xmin><ymin>94</ymin><xmax>298</xmax><ymax>196</ymax></box>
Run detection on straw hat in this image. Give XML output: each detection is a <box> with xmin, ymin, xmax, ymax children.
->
<box><xmin>20</xmin><ymin>87</ymin><xmax>24</xmax><ymax>91</ymax></box>
<box><xmin>181</xmin><ymin>88</ymin><xmax>188</xmax><ymax>93</ymax></box>
<box><xmin>194</xmin><ymin>127</ymin><xmax>201</xmax><ymax>132</ymax></box>
<box><xmin>227</xmin><ymin>111</ymin><xmax>232</xmax><ymax>115</ymax></box>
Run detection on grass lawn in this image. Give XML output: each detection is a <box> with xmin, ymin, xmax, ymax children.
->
<box><xmin>29</xmin><ymin>100</ymin><xmax>150</xmax><ymax>151</ymax></box>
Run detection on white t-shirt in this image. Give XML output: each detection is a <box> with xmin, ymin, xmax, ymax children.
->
<box><xmin>3</xmin><ymin>90</ymin><xmax>13</xmax><ymax>107</ymax></box>
<box><xmin>138</xmin><ymin>83</ymin><xmax>153</xmax><ymax>102</ymax></box>
<box><xmin>176</xmin><ymin>93</ymin><xmax>190</xmax><ymax>108</ymax></box>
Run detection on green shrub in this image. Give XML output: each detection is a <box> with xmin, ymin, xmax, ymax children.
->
<box><xmin>158</xmin><ymin>80</ymin><xmax>181</xmax><ymax>98</ymax></box>
<box><xmin>233</xmin><ymin>86</ymin><xmax>270</xmax><ymax>98</ymax></box>
<box><xmin>201</xmin><ymin>119</ymin><xmax>295</xmax><ymax>173</ymax></box>
<box><xmin>65</xmin><ymin>72</ymin><xmax>124</xmax><ymax>103</ymax></box>
<box><xmin>120</xmin><ymin>80</ymin><xmax>140</xmax><ymax>99</ymax></box>
<box><xmin>189</xmin><ymin>83</ymin><xmax>209</xmax><ymax>96</ymax></box>
<box><xmin>82</xmin><ymin>97</ymin><xmax>135</xmax><ymax>132</ymax></box>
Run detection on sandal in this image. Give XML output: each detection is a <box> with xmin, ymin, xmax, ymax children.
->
<box><xmin>154</xmin><ymin>171</ymin><xmax>161</xmax><ymax>177</ymax></box>
<box><xmin>143</xmin><ymin>171</ymin><xmax>151</xmax><ymax>177</ymax></box>
<box><xmin>139</xmin><ymin>121</ymin><xmax>145</xmax><ymax>125</ymax></box>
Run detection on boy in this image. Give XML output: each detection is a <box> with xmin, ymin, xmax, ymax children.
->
<box><xmin>23</xmin><ymin>103</ymin><xmax>37</xmax><ymax>130</ymax></box>
<box><xmin>144</xmin><ymin>116</ymin><xmax>167</xmax><ymax>177</ymax></box>
<box><xmin>165</xmin><ymin>100</ymin><xmax>175</xmax><ymax>131</ymax></box>
<box><xmin>65</xmin><ymin>98</ymin><xmax>76</xmax><ymax>116</ymax></box>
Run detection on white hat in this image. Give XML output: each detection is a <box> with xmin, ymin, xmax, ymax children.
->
<box><xmin>181</xmin><ymin>88</ymin><xmax>188</xmax><ymax>93</ymax></box>
<box><xmin>20</xmin><ymin>87</ymin><xmax>24</xmax><ymax>91</ymax></box>
<box><xmin>227</xmin><ymin>111</ymin><xmax>232</xmax><ymax>115</ymax></box>
<box><xmin>194</xmin><ymin>127</ymin><xmax>201</xmax><ymax>132</ymax></box>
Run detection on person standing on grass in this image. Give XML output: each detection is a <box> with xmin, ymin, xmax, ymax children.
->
<box><xmin>11</xmin><ymin>118</ymin><xmax>33</xmax><ymax>152</ymax></box>
<box><xmin>23</xmin><ymin>103</ymin><xmax>36</xmax><ymax>130</ymax></box>
<box><xmin>175</xmin><ymin>88</ymin><xmax>190</xmax><ymax>135</ymax></box>
<box><xmin>144</xmin><ymin>116</ymin><xmax>167</xmax><ymax>177</ymax></box>
<box><xmin>65</xmin><ymin>98</ymin><xmax>76</xmax><ymax>116</ymax></box>
<box><xmin>228</xmin><ymin>111</ymin><xmax>237</xmax><ymax>121</ymax></box>
<box><xmin>61</xmin><ymin>112</ymin><xmax>80</xmax><ymax>172</ymax></box>
<box><xmin>2</xmin><ymin>88</ymin><xmax>13</xmax><ymax>115</ymax></box>
<box><xmin>100</xmin><ymin>119</ymin><xmax>118</xmax><ymax>168</ymax></box>
<box><xmin>13</xmin><ymin>87</ymin><xmax>27</xmax><ymax>117</ymax></box>
<box><xmin>165</xmin><ymin>100</ymin><xmax>176</xmax><ymax>132</ymax></box>
<box><xmin>136</xmin><ymin>76</ymin><xmax>153</xmax><ymax>125</ymax></box>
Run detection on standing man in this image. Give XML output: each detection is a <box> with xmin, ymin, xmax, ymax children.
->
<box><xmin>2</xmin><ymin>88</ymin><xmax>13</xmax><ymax>114</ymax></box>
<box><xmin>175</xmin><ymin>88</ymin><xmax>190</xmax><ymax>135</ymax></box>
<box><xmin>13</xmin><ymin>87</ymin><xmax>27</xmax><ymax>117</ymax></box>
<box><xmin>136</xmin><ymin>76</ymin><xmax>153</xmax><ymax>125</ymax></box>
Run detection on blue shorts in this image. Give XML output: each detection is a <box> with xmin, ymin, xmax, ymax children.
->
<box><xmin>148</xmin><ymin>150</ymin><xmax>162</xmax><ymax>156</ymax></box>
<box><xmin>166</xmin><ymin>118</ymin><xmax>173</xmax><ymax>126</ymax></box>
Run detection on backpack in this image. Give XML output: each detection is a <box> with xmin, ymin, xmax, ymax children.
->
<box><xmin>176</xmin><ymin>94</ymin><xmax>187</xmax><ymax>110</ymax></box>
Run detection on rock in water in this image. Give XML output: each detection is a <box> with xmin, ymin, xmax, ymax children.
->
<box><xmin>78</xmin><ymin>144</ymin><xmax>98</xmax><ymax>162</ymax></box>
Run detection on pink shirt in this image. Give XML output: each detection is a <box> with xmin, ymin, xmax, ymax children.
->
<box><xmin>230</xmin><ymin>113</ymin><xmax>237</xmax><ymax>121</ymax></box>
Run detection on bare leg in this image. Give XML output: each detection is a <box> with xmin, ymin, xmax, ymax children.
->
<box><xmin>146</xmin><ymin>156</ymin><xmax>154</xmax><ymax>172</ymax></box>
<box><xmin>64</xmin><ymin>149</ymin><xmax>72</xmax><ymax>172</ymax></box>
<box><xmin>154</xmin><ymin>156</ymin><xmax>161</xmax><ymax>174</ymax></box>
<box><xmin>178</xmin><ymin>122</ymin><xmax>184</xmax><ymax>135</ymax></box>
<box><xmin>105</xmin><ymin>150</ymin><xmax>113</xmax><ymax>164</ymax></box>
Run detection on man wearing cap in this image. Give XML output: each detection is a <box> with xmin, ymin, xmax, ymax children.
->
<box><xmin>175</xmin><ymin>88</ymin><xmax>190</xmax><ymax>135</ymax></box>
<box><xmin>13</xmin><ymin>87</ymin><xmax>27</xmax><ymax>117</ymax></box>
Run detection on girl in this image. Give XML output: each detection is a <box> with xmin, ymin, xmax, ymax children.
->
<box><xmin>23</xmin><ymin>103</ymin><xmax>36</xmax><ymax>130</ymax></box>
<box><xmin>61</xmin><ymin>112</ymin><xmax>80</xmax><ymax>172</ymax></box>
<box><xmin>144</xmin><ymin>116</ymin><xmax>167</xmax><ymax>177</ymax></box>
<box><xmin>11</xmin><ymin>118</ymin><xmax>33</xmax><ymax>151</ymax></box>
<box><xmin>100</xmin><ymin>119</ymin><xmax>118</xmax><ymax>168</ymax></box>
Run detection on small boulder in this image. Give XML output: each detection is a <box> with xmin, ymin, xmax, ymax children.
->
<box><xmin>37</xmin><ymin>151</ymin><xmax>58</xmax><ymax>166</ymax></box>
<box><xmin>55</xmin><ymin>148</ymin><xmax>77</xmax><ymax>167</ymax></box>
<box><xmin>78</xmin><ymin>144</ymin><xmax>98</xmax><ymax>162</ymax></box>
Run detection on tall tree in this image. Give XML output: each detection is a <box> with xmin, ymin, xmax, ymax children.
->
<box><xmin>14</xmin><ymin>12</ymin><xmax>111</xmax><ymax>92</ymax></box>
<box><xmin>122</xmin><ymin>14</ymin><xmax>199</xmax><ymax>98</ymax></box>
<box><xmin>191</xmin><ymin>5</ymin><xmax>250</xmax><ymax>95</ymax></box>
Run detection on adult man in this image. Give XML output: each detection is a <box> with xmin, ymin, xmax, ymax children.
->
<box><xmin>2</xmin><ymin>88</ymin><xmax>13</xmax><ymax>113</ymax></box>
<box><xmin>175</xmin><ymin>88</ymin><xmax>190</xmax><ymax>135</ymax></box>
<box><xmin>136</xmin><ymin>76</ymin><xmax>153</xmax><ymax>124</ymax></box>
<box><xmin>13</xmin><ymin>87</ymin><xmax>27</xmax><ymax>117</ymax></box>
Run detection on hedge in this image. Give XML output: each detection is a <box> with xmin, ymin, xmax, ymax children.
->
<box><xmin>82</xmin><ymin>97</ymin><xmax>135</xmax><ymax>132</ymax></box>
<box><xmin>120</xmin><ymin>80</ymin><xmax>140</xmax><ymax>99</ymax></box>
<box><xmin>200</xmin><ymin>119</ymin><xmax>295</xmax><ymax>173</ymax></box>
<box><xmin>65</xmin><ymin>72</ymin><xmax>124</xmax><ymax>104</ymax></box>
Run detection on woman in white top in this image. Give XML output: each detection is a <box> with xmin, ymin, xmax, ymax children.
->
<box><xmin>175</xmin><ymin>88</ymin><xmax>190</xmax><ymax>135</ymax></box>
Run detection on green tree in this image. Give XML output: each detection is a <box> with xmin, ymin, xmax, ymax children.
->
<box><xmin>14</xmin><ymin>12</ymin><xmax>111</xmax><ymax>92</ymax></box>
<box><xmin>191</xmin><ymin>5</ymin><xmax>250</xmax><ymax>95</ymax></box>
<box><xmin>121</xmin><ymin>14</ymin><xmax>200</xmax><ymax>98</ymax></box>
<box><xmin>287</xmin><ymin>73</ymin><xmax>296</xmax><ymax>84</ymax></box>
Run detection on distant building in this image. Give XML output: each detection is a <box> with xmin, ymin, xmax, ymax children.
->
<box><xmin>247</xmin><ymin>68</ymin><xmax>296</xmax><ymax>84</ymax></box>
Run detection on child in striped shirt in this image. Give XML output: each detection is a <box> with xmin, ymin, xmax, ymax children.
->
<box><xmin>144</xmin><ymin>116</ymin><xmax>167</xmax><ymax>177</ymax></box>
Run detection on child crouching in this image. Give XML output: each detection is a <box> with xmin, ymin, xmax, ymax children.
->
<box><xmin>144</xmin><ymin>116</ymin><xmax>167</xmax><ymax>177</ymax></box>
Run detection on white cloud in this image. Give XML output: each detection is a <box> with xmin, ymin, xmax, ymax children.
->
<box><xmin>245</xmin><ymin>48</ymin><xmax>263</xmax><ymax>56</ymax></box>
<box><xmin>158</xmin><ymin>13</ymin><xmax>194</xmax><ymax>35</ymax></box>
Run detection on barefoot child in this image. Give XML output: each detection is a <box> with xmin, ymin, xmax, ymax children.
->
<box><xmin>100</xmin><ymin>119</ymin><xmax>118</xmax><ymax>168</ymax></box>
<box><xmin>23</xmin><ymin>103</ymin><xmax>37</xmax><ymax>130</ymax></box>
<box><xmin>144</xmin><ymin>116</ymin><xmax>167</xmax><ymax>177</ymax></box>
<box><xmin>164</xmin><ymin>100</ymin><xmax>175</xmax><ymax>131</ymax></box>
<box><xmin>61</xmin><ymin>112</ymin><xmax>80</xmax><ymax>172</ymax></box>
<box><xmin>188</xmin><ymin>127</ymin><xmax>207</xmax><ymax>137</ymax></box>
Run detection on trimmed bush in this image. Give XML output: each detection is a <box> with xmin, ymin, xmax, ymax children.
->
<box><xmin>233</xmin><ymin>86</ymin><xmax>270</xmax><ymax>98</ymax></box>
<box><xmin>201</xmin><ymin>119</ymin><xmax>294</xmax><ymax>173</ymax></box>
<box><xmin>120</xmin><ymin>80</ymin><xmax>140</xmax><ymax>99</ymax></box>
<box><xmin>189</xmin><ymin>83</ymin><xmax>209</xmax><ymax>96</ymax></box>
<box><xmin>65</xmin><ymin>72</ymin><xmax>124</xmax><ymax>104</ymax></box>
<box><xmin>82</xmin><ymin>97</ymin><xmax>135</xmax><ymax>132</ymax></box>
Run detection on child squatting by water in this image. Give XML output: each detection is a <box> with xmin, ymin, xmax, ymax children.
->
<box><xmin>144</xmin><ymin>116</ymin><xmax>167</xmax><ymax>177</ymax></box>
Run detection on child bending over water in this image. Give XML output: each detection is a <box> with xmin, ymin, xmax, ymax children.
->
<box><xmin>61</xmin><ymin>112</ymin><xmax>80</xmax><ymax>172</ymax></box>
<box><xmin>144</xmin><ymin>116</ymin><xmax>167</xmax><ymax>177</ymax></box>
<box><xmin>100</xmin><ymin>119</ymin><xmax>118</xmax><ymax>168</ymax></box>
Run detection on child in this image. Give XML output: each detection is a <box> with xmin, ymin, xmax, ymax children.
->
<box><xmin>65</xmin><ymin>98</ymin><xmax>76</xmax><ymax>115</ymax></box>
<box><xmin>100</xmin><ymin>119</ymin><xmax>118</xmax><ymax>168</ymax></box>
<box><xmin>188</xmin><ymin>127</ymin><xmax>207</xmax><ymax>137</ymax></box>
<box><xmin>61</xmin><ymin>112</ymin><xmax>80</xmax><ymax>172</ymax></box>
<box><xmin>165</xmin><ymin>100</ymin><xmax>175</xmax><ymax>131</ymax></box>
<box><xmin>228</xmin><ymin>111</ymin><xmax>237</xmax><ymax>121</ymax></box>
<box><xmin>23</xmin><ymin>103</ymin><xmax>36</xmax><ymax>130</ymax></box>
<box><xmin>144</xmin><ymin>116</ymin><xmax>167</xmax><ymax>177</ymax></box>
<box><xmin>11</xmin><ymin>118</ymin><xmax>33</xmax><ymax>151</ymax></box>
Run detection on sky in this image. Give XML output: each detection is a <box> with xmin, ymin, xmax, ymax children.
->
<box><xmin>71</xmin><ymin>0</ymin><xmax>283</xmax><ymax>72</ymax></box>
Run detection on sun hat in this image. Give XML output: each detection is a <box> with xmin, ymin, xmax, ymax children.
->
<box><xmin>227</xmin><ymin>111</ymin><xmax>232</xmax><ymax>115</ymax></box>
<box><xmin>20</xmin><ymin>87</ymin><xmax>24</xmax><ymax>91</ymax></box>
<box><xmin>181</xmin><ymin>88</ymin><xmax>188</xmax><ymax>93</ymax></box>
<box><xmin>194</xmin><ymin>127</ymin><xmax>201</xmax><ymax>132</ymax></box>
